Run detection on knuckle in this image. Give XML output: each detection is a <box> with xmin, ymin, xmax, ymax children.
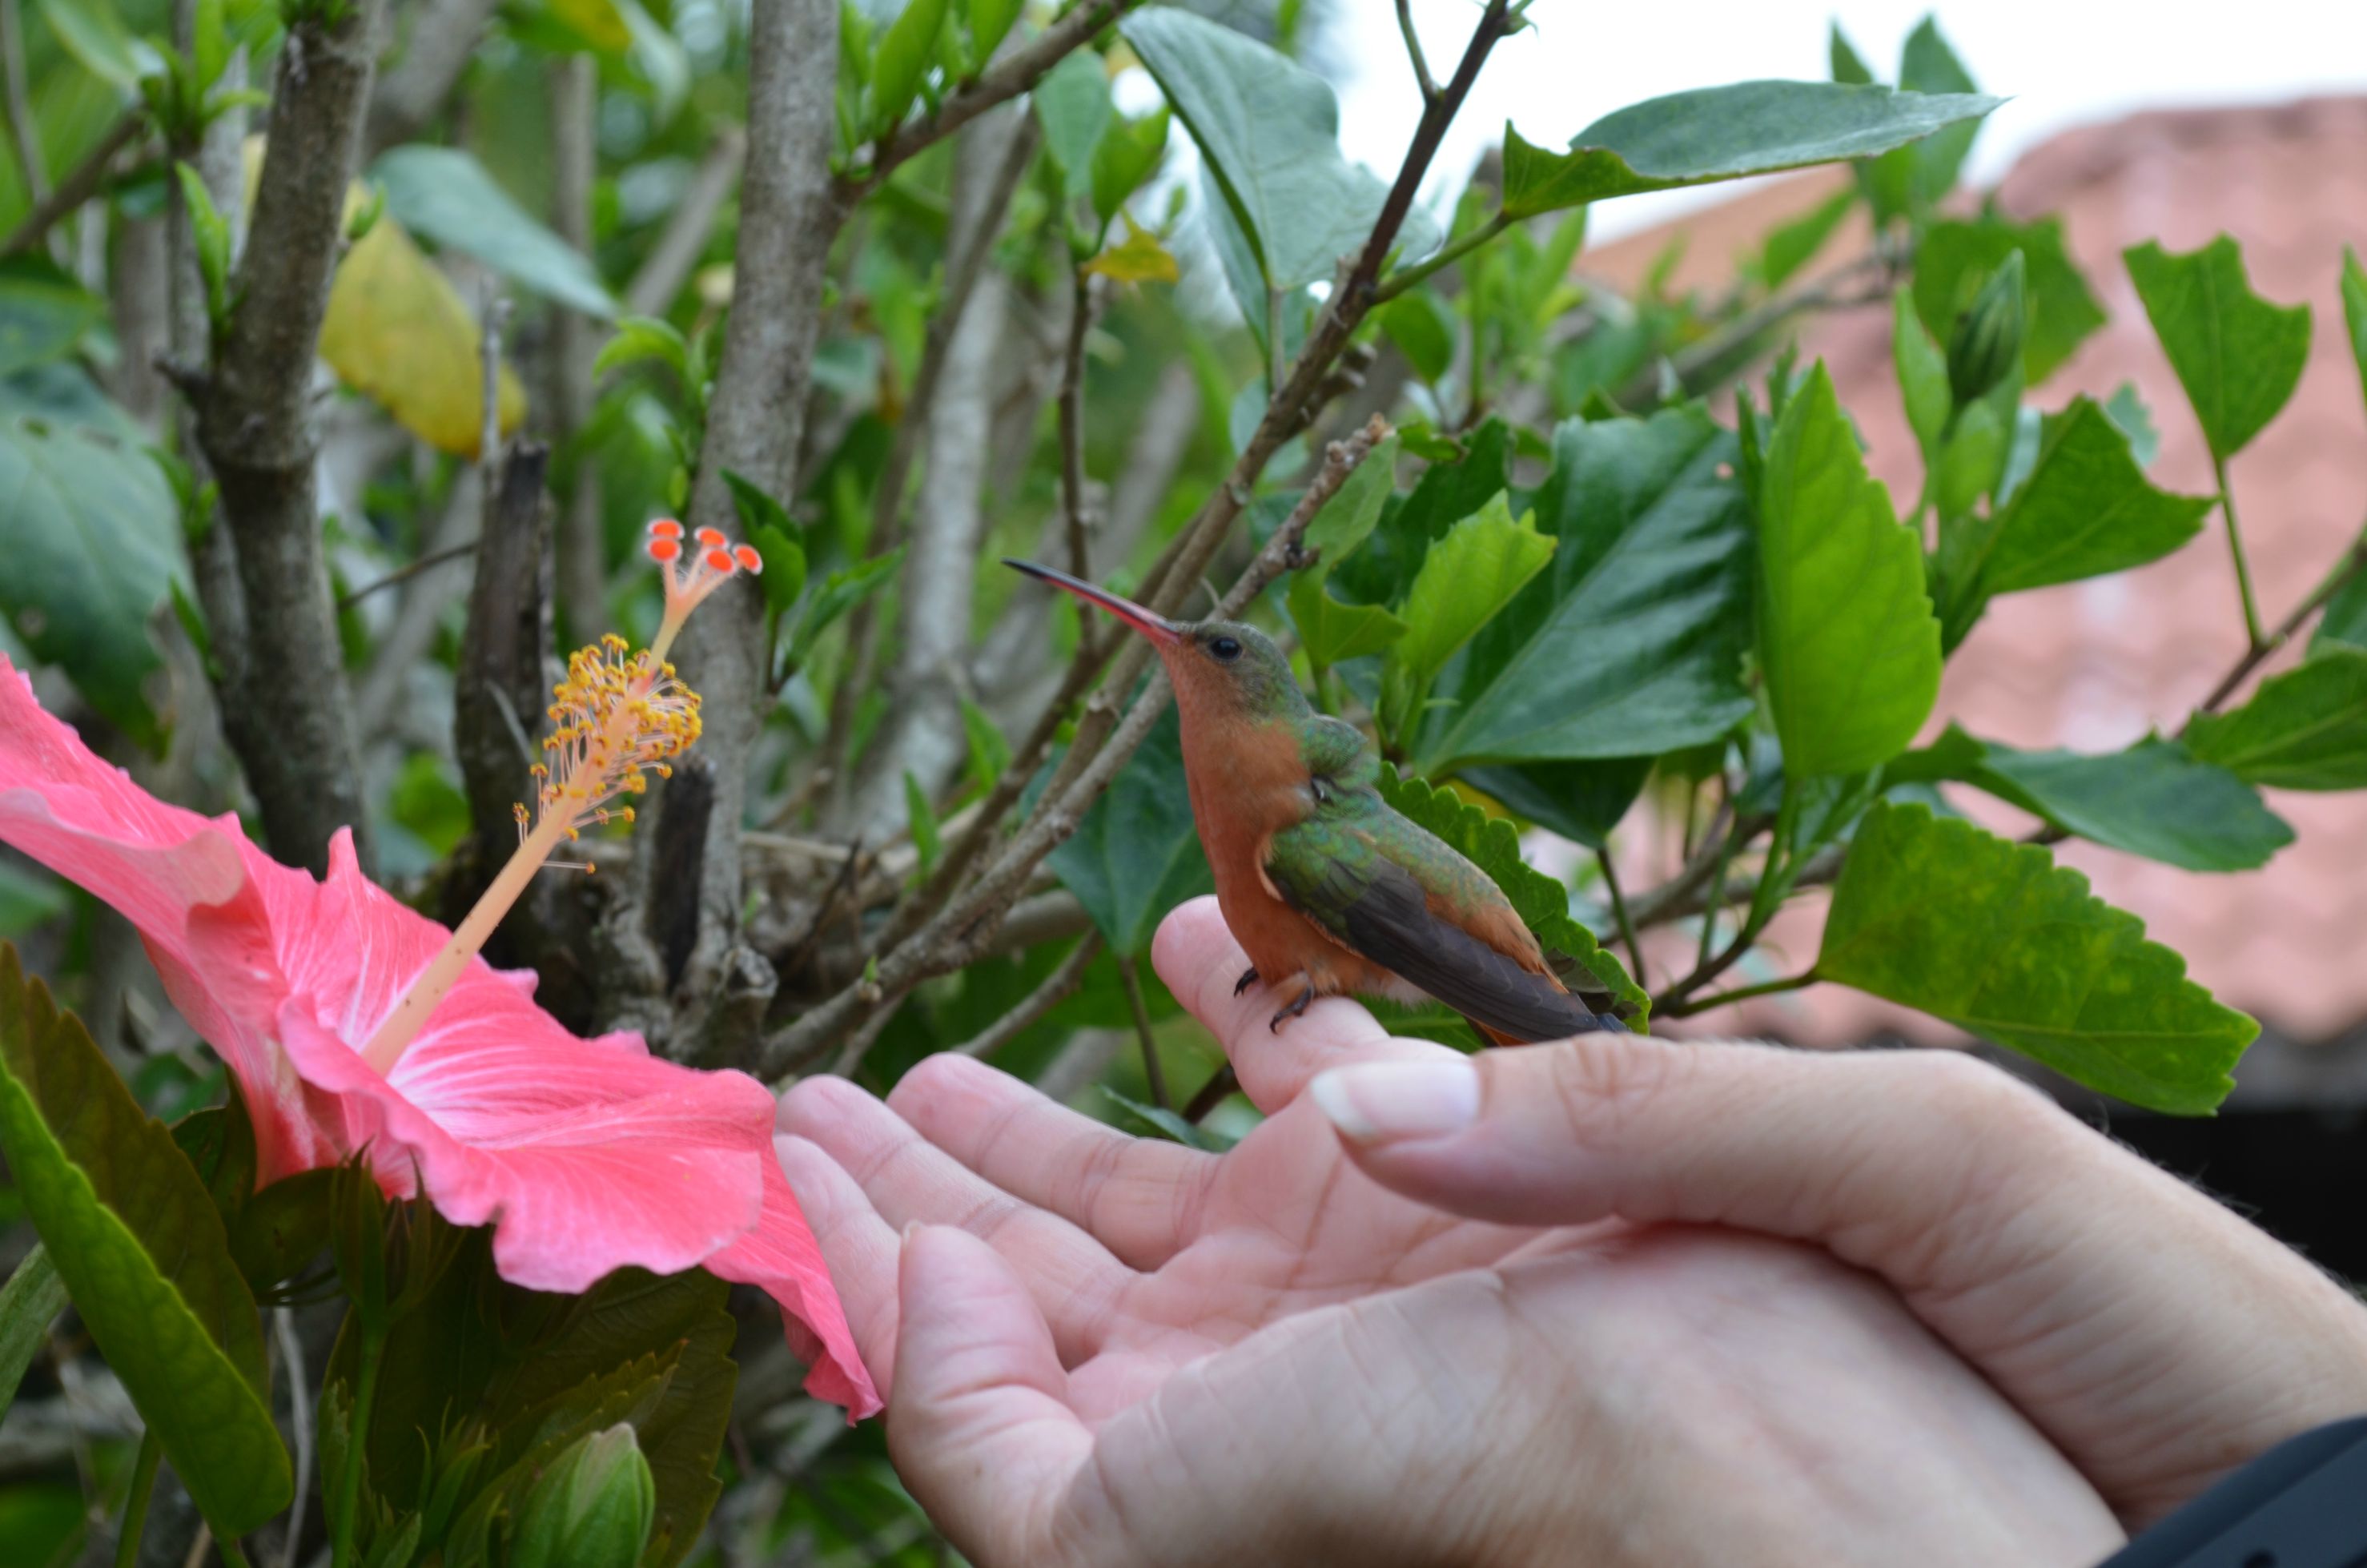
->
<box><xmin>1529</xmin><ymin>1031</ymin><xmax>1678</xmax><ymax>1147</ymax></box>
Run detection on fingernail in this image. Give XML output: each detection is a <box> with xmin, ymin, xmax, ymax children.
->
<box><xmin>1311</xmin><ymin>1059</ymin><xmax>1480</xmax><ymax>1143</ymax></box>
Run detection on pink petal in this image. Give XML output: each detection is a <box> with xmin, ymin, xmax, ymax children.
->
<box><xmin>705</xmin><ymin>1155</ymin><xmax>882</xmax><ymax>1419</ymax></box>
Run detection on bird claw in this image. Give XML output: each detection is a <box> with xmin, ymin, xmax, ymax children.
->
<box><xmin>1234</xmin><ymin>967</ymin><xmax>1260</xmax><ymax>996</ymax></box>
<box><xmin>1268</xmin><ymin>987</ymin><xmax>1315</xmax><ymax>1033</ymax></box>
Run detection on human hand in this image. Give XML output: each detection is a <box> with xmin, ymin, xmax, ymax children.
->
<box><xmin>775</xmin><ymin>897</ymin><xmax>2123</xmax><ymax>1567</ymax></box>
<box><xmin>1312</xmin><ymin>991</ymin><xmax>2367</xmax><ymax>1529</ymax></box>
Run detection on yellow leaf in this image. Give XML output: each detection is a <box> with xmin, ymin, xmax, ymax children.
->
<box><xmin>1083</xmin><ymin>212</ymin><xmax>1179</xmax><ymax>286</ymax></box>
<box><xmin>549</xmin><ymin>0</ymin><xmax>633</xmax><ymax>53</ymax></box>
<box><xmin>242</xmin><ymin>138</ymin><xmax>525</xmax><ymax>456</ymax></box>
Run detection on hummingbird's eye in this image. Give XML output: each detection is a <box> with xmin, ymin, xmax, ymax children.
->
<box><xmin>1208</xmin><ymin>635</ymin><xmax>1244</xmax><ymax>663</ymax></box>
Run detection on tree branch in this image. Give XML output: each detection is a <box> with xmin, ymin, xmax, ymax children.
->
<box><xmin>549</xmin><ymin>51</ymin><xmax>605</xmax><ymax>644</ymax></box>
<box><xmin>364</xmin><ymin>0</ymin><xmax>500</xmax><ymax>155</ymax></box>
<box><xmin>1</xmin><ymin>111</ymin><xmax>141</xmax><ymax>257</ymax></box>
<box><xmin>190</xmin><ymin>1</ymin><xmax>382</xmax><ymax>876</ymax></box>
<box><xmin>838</xmin><ymin>0</ymin><xmax>1137</xmax><ymax>202</ymax></box>
<box><xmin>953</xmin><ymin>932</ymin><xmax>1103</xmax><ymax>1059</ymax></box>
<box><xmin>641</xmin><ymin>0</ymin><xmax>842</xmax><ymax>1063</ymax></box>
<box><xmin>1059</xmin><ymin>265</ymin><xmax>1105</xmax><ymax>582</ymax></box>
<box><xmin>452</xmin><ymin>444</ymin><xmax>553</xmax><ymax>865</ymax></box>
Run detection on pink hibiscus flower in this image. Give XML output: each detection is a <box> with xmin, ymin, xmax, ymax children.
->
<box><xmin>0</xmin><ymin>523</ymin><xmax>878</xmax><ymax>1417</ymax></box>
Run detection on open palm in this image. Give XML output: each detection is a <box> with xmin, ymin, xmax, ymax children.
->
<box><xmin>777</xmin><ymin>898</ymin><xmax>2120</xmax><ymax>1566</ymax></box>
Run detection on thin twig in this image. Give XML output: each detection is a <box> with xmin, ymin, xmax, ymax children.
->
<box><xmin>1115</xmin><ymin>955</ymin><xmax>1168</xmax><ymax>1108</ymax></box>
<box><xmin>1059</xmin><ymin>266</ymin><xmax>1105</xmax><ymax>584</ymax></box>
<box><xmin>2190</xmin><ymin>511</ymin><xmax>2367</xmax><ymax>716</ymax></box>
<box><xmin>1183</xmin><ymin>1063</ymin><xmax>1237</xmax><ymax>1124</ymax></box>
<box><xmin>954</xmin><ymin>932</ymin><xmax>1103</xmax><ymax>1058</ymax></box>
<box><xmin>841</xmin><ymin>0</ymin><xmax>1138</xmax><ymax>201</ymax></box>
<box><xmin>1612</xmin><ymin>248</ymin><xmax>1894</xmax><ymax>409</ymax></box>
<box><xmin>2213</xmin><ymin>454</ymin><xmax>2267</xmax><ymax>651</ymax></box>
<box><xmin>0</xmin><ymin>110</ymin><xmax>141</xmax><ymax>257</ymax></box>
<box><xmin>1594</xmin><ymin>846</ymin><xmax>1646</xmax><ymax>991</ymax></box>
<box><xmin>336</xmin><ymin>537</ymin><xmax>478</xmax><ymax>609</ymax></box>
<box><xmin>1661</xmin><ymin>967</ymin><xmax>1818</xmax><ymax>1019</ymax></box>
<box><xmin>1395</xmin><ymin>0</ymin><xmax>1441</xmax><ymax>101</ymax></box>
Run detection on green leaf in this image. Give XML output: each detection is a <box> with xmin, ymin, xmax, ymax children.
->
<box><xmin>1500</xmin><ymin>82</ymin><xmax>2002</xmax><ymax>219</ymax></box>
<box><xmin>1889</xmin><ymin>725</ymin><xmax>2292</xmax><ymax>872</ymax></box>
<box><xmin>1121</xmin><ymin>9</ymin><xmax>1433</xmax><ymax>291</ymax></box>
<box><xmin>1089</xmin><ymin>104</ymin><xmax>1169</xmax><ymax>226</ymax></box>
<box><xmin>1828</xmin><ymin>22</ymin><xmax>1874</xmax><ymax>85</ymax></box>
<box><xmin>1416</xmin><ymin>406</ymin><xmax>1754</xmax><ymax>772</ymax></box>
<box><xmin>966</xmin><ymin>0</ymin><xmax>1022</xmax><ymax>70</ymax></box>
<box><xmin>1099</xmin><ymin>1088</ymin><xmax>1234</xmax><ymax>1152</ymax></box>
<box><xmin>1384</xmin><ymin>492</ymin><xmax>1555</xmax><ymax>737</ymax></box>
<box><xmin>1895</xmin><ymin>17</ymin><xmax>1979</xmax><ymax>204</ymax></box>
<box><xmin>1292</xmin><ymin>588</ymin><xmax>1407</xmax><ymax>669</ymax></box>
<box><xmin>0</xmin><ymin>947</ymin><xmax>290</xmax><ymax>1533</ymax></box>
<box><xmin>1083</xmin><ymin>211</ymin><xmax>1179</xmax><ymax>284</ymax></box>
<box><xmin>1913</xmin><ymin>215</ymin><xmax>2104</xmax><ymax>385</ymax></box>
<box><xmin>903</xmin><ymin>772</ymin><xmax>941</xmax><ymax>876</ymax></box>
<box><xmin>867</xmin><ymin>0</ymin><xmax>947</xmax><ymax>139</ymax></box>
<box><xmin>1756</xmin><ymin>362</ymin><xmax>1940</xmax><ymax>778</ymax></box>
<box><xmin>1819</xmin><ymin>802</ymin><xmax>2253</xmax><ymax>1114</ymax></box>
<box><xmin>0</xmin><ymin>1245</ymin><xmax>66</xmax><ymax>1424</ymax></box>
<box><xmin>1456</xmin><ymin>757</ymin><xmax>1650</xmax><ymax>851</ymax></box>
<box><xmin>1758</xmin><ymin>187</ymin><xmax>1855</xmax><ymax>291</ymax></box>
<box><xmin>593</xmin><ymin>315</ymin><xmax>689</xmax><ymax>383</ymax></box>
<box><xmin>2102</xmin><ymin>381</ymin><xmax>2160</xmax><ymax>467</ymax></box>
<box><xmin>329</xmin><ymin>1241</ymin><xmax>733</xmax><ymax>1568</ymax></box>
<box><xmin>372</xmin><ymin>146</ymin><xmax>617</xmax><ymax>319</ymax></box>
<box><xmin>0</xmin><ymin>255</ymin><xmax>100</xmax><ymax>377</ymax></box>
<box><xmin>0</xmin><ymin>858</ymin><xmax>66</xmax><ymax>937</ymax></box>
<box><xmin>1300</xmin><ymin>432</ymin><xmax>1398</xmax><ymax>569</ymax></box>
<box><xmin>174</xmin><ymin>161</ymin><xmax>231</xmax><ymax>328</ymax></box>
<box><xmin>2312</xmin><ymin>545</ymin><xmax>2367</xmax><ymax>656</ymax></box>
<box><xmin>751</xmin><ymin>526</ymin><xmax>806</xmax><ymax>620</ymax></box>
<box><xmin>2186</xmin><ymin>647</ymin><xmax>2367</xmax><ymax>790</ymax></box>
<box><xmin>959</xmin><ymin>694</ymin><xmax>1009</xmax><ymax>799</ymax></box>
<box><xmin>1893</xmin><ymin>286</ymin><xmax>1949</xmax><ymax>463</ymax></box>
<box><xmin>2126</xmin><ymin>235</ymin><xmax>2310</xmax><ymax>461</ymax></box>
<box><xmin>1333</xmin><ymin>419</ymin><xmax>1511</xmax><ymax>608</ymax></box>
<box><xmin>36</xmin><ymin>0</ymin><xmax>157</xmax><ymax>88</ymax></box>
<box><xmin>2341</xmin><ymin>246</ymin><xmax>2367</xmax><ymax>414</ymax></box>
<box><xmin>1377</xmin><ymin>291</ymin><xmax>1456</xmax><ymax>383</ymax></box>
<box><xmin>1932</xmin><ymin>398</ymin><xmax>2007</xmax><ymax>527</ymax></box>
<box><xmin>787</xmin><ymin>549</ymin><xmax>901</xmax><ymax>664</ymax></box>
<box><xmin>1288</xmin><ymin>434</ymin><xmax>1412</xmax><ymax>667</ymax></box>
<box><xmin>1933</xmin><ymin>396</ymin><xmax>2213</xmax><ymax>647</ymax></box>
<box><xmin>1047</xmin><ymin>702</ymin><xmax>1212</xmax><ymax>956</ymax></box>
<box><xmin>0</xmin><ymin>400</ymin><xmax>184</xmax><ymax>750</ymax></box>
<box><xmin>1033</xmin><ymin>49</ymin><xmax>1111</xmax><ymax>210</ymax></box>
<box><xmin>1376</xmin><ymin>766</ymin><xmax>1646</xmax><ymax>1021</ymax></box>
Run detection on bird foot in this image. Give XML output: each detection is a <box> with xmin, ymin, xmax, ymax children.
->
<box><xmin>1268</xmin><ymin>987</ymin><xmax>1315</xmax><ymax>1033</ymax></box>
<box><xmin>1233</xmin><ymin>967</ymin><xmax>1260</xmax><ymax>996</ymax></box>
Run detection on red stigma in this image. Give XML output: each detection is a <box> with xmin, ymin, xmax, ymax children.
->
<box><xmin>648</xmin><ymin>537</ymin><xmax>681</xmax><ymax>563</ymax></box>
<box><xmin>695</xmin><ymin>526</ymin><xmax>726</xmax><ymax>549</ymax></box>
<box><xmin>647</xmin><ymin>518</ymin><xmax>684</xmax><ymax>540</ymax></box>
<box><xmin>704</xmin><ymin>547</ymin><xmax>734</xmax><ymax>573</ymax></box>
<box><xmin>733</xmin><ymin>544</ymin><xmax>763</xmax><ymax>574</ymax></box>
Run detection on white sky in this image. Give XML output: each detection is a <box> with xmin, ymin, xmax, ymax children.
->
<box><xmin>1333</xmin><ymin>0</ymin><xmax>2367</xmax><ymax>242</ymax></box>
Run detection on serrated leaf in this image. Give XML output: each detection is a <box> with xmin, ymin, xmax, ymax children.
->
<box><xmin>0</xmin><ymin>397</ymin><xmax>183</xmax><ymax>749</ymax></box>
<box><xmin>1455</xmin><ymin>756</ymin><xmax>1650</xmax><ymax>852</ymax></box>
<box><xmin>2126</xmin><ymin>235</ymin><xmax>2310</xmax><ymax>462</ymax></box>
<box><xmin>372</xmin><ymin>146</ymin><xmax>617</xmax><ymax>320</ymax></box>
<box><xmin>0</xmin><ymin>947</ymin><xmax>290</xmax><ymax>1533</ymax></box>
<box><xmin>2186</xmin><ymin>647</ymin><xmax>2367</xmax><ymax>790</ymax></box>
<box><xmin>1914</xmin><ymin>215</ymin><xmax>2105</xmax><ymax>385</ymax></box>
<box><xmin>1819</xmin><ymin>802</ymin><xmax>2253</xmax><ymax>1113</ymax></box>
<box><xmin>1933</xmin><ymin>396</ymin><xmax>2213</xmax><ymax>649</ymax></box>
<box><xmin>1285</xmin><ymin>431</ymin><xmax>1402</xmax><ymax>669</ymax></box>
<box><xmin>2102</xmin><ymin>381</ymin><xmax>2160</xmax><ymax>466</ymax></box>
<box><xmin>1757</xmin><ymin>362</ymin><xmax>1940</xmax><ymax>778</ymax></box>
<box><xmin>1033</xmin><ymin>48</ymin><xmax>1111</xmax><ymax>210</ymax></box>
<box><xmin>1376</xmin><ymin>766</ymin><xmax>1645</xmax><ymax>1021</ymax></box>
<box><xmin>1415</xmin><ymin>405</ymin><xmax>1754</xmax><ymax>774</ymax></box>
<box><xmin>1332</xmin><ymin>419</ymin><xmax>1511</xmax><ymax>608</ymax></box>
<box><xmin>1887</xmin><ymin>724</ymin><xmax>2292</xmax><ymax>872</ymax></box>
<box><xmin>1500</xmin><ymin>82</ymin><xmax>2002</xmax><ymax>219</ymax></box>
<box><xmin>1121</xmin><ymin>8</ymin><xmax>1434</xmax><ymax>291</ymax></box>
<box><xmin>1047</xmin><ymin>703</ymin><xmax>1212</xmax><ymax>956</ymax></box>
<box><xmin>1082</xmin><ymin>211</ymin><xmax>1179</xmax><ymax>285</ymax></box>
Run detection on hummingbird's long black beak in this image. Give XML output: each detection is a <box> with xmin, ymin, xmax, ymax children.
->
<box><xmin>1003</xmin><ymin>559</ymin><xmax>1184</xmax><ymax>647</ymax></box>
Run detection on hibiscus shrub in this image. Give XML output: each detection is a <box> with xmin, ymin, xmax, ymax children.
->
<box><xmin>0</xmin><ymin>0</ymin><xmax>2364</xmax><ymax>1563</ymax></box>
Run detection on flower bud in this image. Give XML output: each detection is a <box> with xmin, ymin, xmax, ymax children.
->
<box><xmin>1947</xmin><ymin>249</ymin><xmax>2025</xmax><ymax>409</ymax></box>
<box><xmin>508</xmin><ymin>1425</ymin><xmax>656</xmax><ymax>1568</ymax></box>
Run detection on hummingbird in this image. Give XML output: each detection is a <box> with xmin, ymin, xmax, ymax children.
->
<box><xmin>1009</xmin><ymin>560</ymin><xmax>1627</xmax><ymax>1043</ymax></box>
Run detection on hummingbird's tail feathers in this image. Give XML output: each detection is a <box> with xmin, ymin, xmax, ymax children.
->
<box><xmin>1320</xmin><ymin>858</ymin><xmax>1627</xmax><ymax>1043</ymax></box>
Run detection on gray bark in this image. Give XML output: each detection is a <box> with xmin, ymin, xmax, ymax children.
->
<box><xmin>364</xmin><ymin>0</ymin><xmax>500</xmax><ymax>154</ymax></box>
<box><xmin>549</xmin><ymin>53</ymin><xmax>605</xmax><ymax>642</ymax></box>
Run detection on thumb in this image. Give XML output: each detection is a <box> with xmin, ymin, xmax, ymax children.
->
<box><xmin>887</xmin><ymin>1225</ymin><xmax>1098</xmax><ymax>1566</ymax></box>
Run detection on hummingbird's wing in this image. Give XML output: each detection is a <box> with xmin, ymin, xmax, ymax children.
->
<box><xmin>1265</xmin><ymin>821</ymin><xmax>1626</xmax><ymax>1042</ymax></box>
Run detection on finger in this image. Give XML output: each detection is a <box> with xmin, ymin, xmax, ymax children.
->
<box><xmin>1310</xmin><ymin>1035</ymin><xmax>2367</xmax><ymax>1519</ymax></box>
<box><xmin>774</xmin><ymin>1134</ymin><xmax>902</xmax><ymax>1399</ymax></box>
<box><xmin>780</xmin><ymin>1074</ymin><xmax>1127</xmax><ymax>1361</ymax></box>
<box><xmin>889</xmin><ymin>1052</ymin><xmax>1216</xmax><ymax>1270</ymax></box>
<box><xmin>1150</xmin><ymin>895</ymin><xmax>1459</xmax><ymax>1114</ymax></box>
<box><xmin>888</xmin><ymin>1226</ymin><xmax>1103</xmax><ymax>1567</ymax></box>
